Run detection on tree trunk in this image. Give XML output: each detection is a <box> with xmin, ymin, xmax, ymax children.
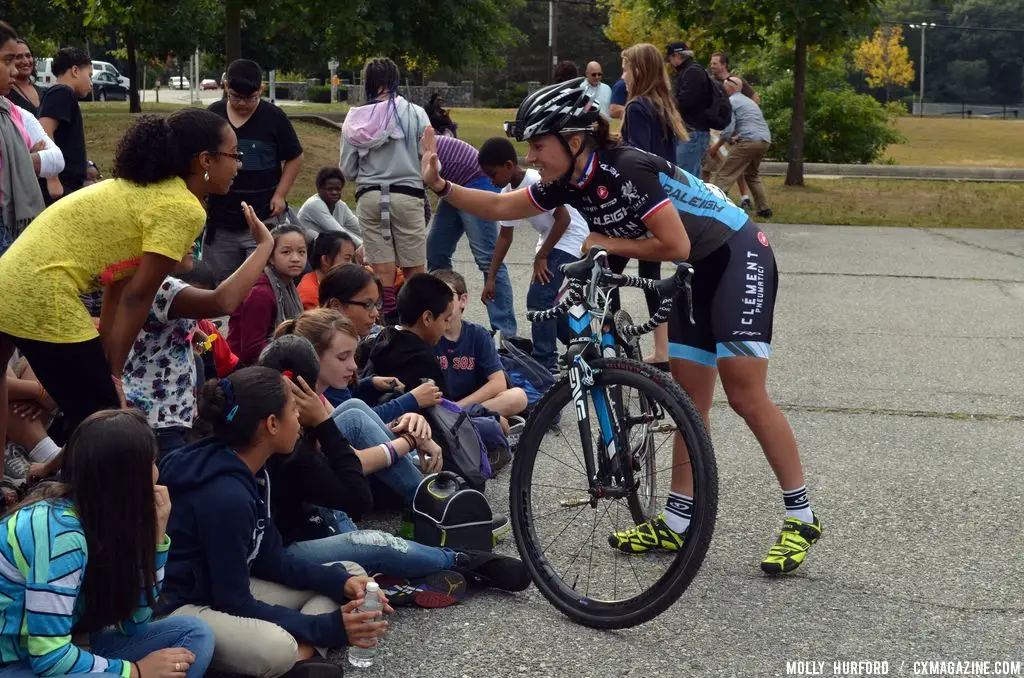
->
<box><xmin>225</xmin><ymin>0</ymin><xmax>242</xmax><ymax>63</ymax></box>
<box><xmin>785</xmin><ymin>30</ymin><xmax>807</xmax><ymax>187</ymax></box>
<box><xmin>126</xmin><ymin>30</ymin><xmax>141</xmax><ymax>114</ymax></box>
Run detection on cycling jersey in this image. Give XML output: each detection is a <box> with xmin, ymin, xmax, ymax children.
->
<box><xmin>526</xmin><ymin>146</ymin><xmax>750</xmax><ymax>262</ymax></box>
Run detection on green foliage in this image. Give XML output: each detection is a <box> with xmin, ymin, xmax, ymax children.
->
<box><xmin>758</xmin><ymin>66</ymin><xmax>904</xmax><ymax>163</ymax></box>
<box><xmin>307</xmin><ymin>85</ymin><xmax>332</xmax><ymax>103</ymax></box>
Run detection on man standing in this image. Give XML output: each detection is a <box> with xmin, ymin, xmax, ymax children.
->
<box><xmin>666</xmin><ymin>41</ymin><xmax>712</xmax><ymax>177</ymax></box>
<box><xmin>709</xmin><ymin>51</ymin><xmax>760</xmax><ymax>103</ymax></box>
<box><xmin>710</xmin><ymin>77</ymin><xmax>772</xmax><ymax>219</ymax></box>
<box><xmin>37</xmin><ymin>47</ymin><xmax>93</xmax><ymax>203</ymax></box>
<box><xmin>582</xmin><ymin>61</ymin><xmax>613</xmax><ymax>118</ymax></box>
<box><xmin>204</xmin><ymin>59</ymin><xmax>304</xmax><ymax>283</ymax></box>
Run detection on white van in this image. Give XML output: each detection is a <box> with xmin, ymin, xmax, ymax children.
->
<box><xmin>34</xmin><ymin>57</ymin><xmax>54</xmax><ymax>87</ymax></box>
<box><xmin>93</xmin><ymin>61</ymin><xmax>129</xmax><ymax>88</ymax></box>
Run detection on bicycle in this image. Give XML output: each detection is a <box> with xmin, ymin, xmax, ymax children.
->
<box><xmin>509</xmin><ymin>247</ymin><xmax>718</xmax><ymax>629</ymax></box>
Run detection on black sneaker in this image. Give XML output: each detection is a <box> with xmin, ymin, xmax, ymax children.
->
<box><xmin>740</xmin><ymin>196</ymin><xmax>753</xmax><ymax>210</ymax></box>
<box><xmin>488</xmin><ymin>444</ymin><xmax>512</xmax><ymax>475</ymax></box>
<box><xmin>375</xmin><ymin>570</ymin><xmax>467</xmax><ymax>608</ymax></box>
<box><xmin>281</xmin><ymin>657</ymin><xmax>343</xmax><ymax>678</ymax></box>
<box><xmin>506</xmin><ymin>416</ymin><xmax>526</xmax><ymax>449</ymax></box>
<box><xmin>491</xmin><ymin>514</ymin><xmax>511</xmax><ymax>543</ymax></box>
<box><xmin>454</xmin><ymin>549</ymin><xmax>531</xmax><ymax>591</ymax></box>
<box><xmin>756</xmin><ymin>208</ymin><xmax>773</xmax><ymax>219</ymax></box>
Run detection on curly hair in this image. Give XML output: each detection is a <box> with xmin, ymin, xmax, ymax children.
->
<box><xmin>113</xmin><ymin>109</ymin><xmax>228</xmax><ymax>185</ymax></box>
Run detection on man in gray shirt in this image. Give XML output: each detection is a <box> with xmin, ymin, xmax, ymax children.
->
<box><xmin>296</xmin><ymin>167</ymin><xmax>364</xmax><ymax>257</ymax></box>
<box><xmin>709</xmin><ymin>77</ymin><xmax>773</xmax><ymax>218</ymax></box>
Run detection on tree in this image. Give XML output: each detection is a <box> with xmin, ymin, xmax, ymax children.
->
<box><xmin>855</xmin><ymin>25</ymin><xmax>915</xmax><ymax>102</ymax></box>
<box><xmin>655</xmin><ymin>0</ymin><xmax>883</xmax><ymax>185</ymax></box>
<box><xmin>601</xmin><ymin>0</ymin><xmax>690</xmax><ymax>50</ymax></box>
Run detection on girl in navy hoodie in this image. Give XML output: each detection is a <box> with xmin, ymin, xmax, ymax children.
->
<box><xmin>157</xmin><ymin>366</ymin><xmax>392</xmax><ymax>678</ymax></box>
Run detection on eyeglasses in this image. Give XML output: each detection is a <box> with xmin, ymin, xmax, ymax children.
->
<box><xmin>342</xmin><ymin>299</ymin><xmax>383</xmax><ymax>312</ymax></box>
<box><xmin>213</xmin><ymin>151</ymin><xmax>244</xmax><ymax>162</ymax></box>
<box><xmin>589</xmin><ymin>73</ymin><xmax>602</xmax><ymax>77</ymax></box>
<box><xmin>228</xmin><ymin>92</ymin><xmax>260</xmax><ymax>103</ymax></box>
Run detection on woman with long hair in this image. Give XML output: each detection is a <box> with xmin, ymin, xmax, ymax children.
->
<box><xmin>618</xmin><ymin>42</ymin><xmax>689</xmax><ymax>369</ymax></box>
<box><xmin>0</xmin><ymin>106</ymin><xmax>247</xmax><ymax>465</ymax></box>
<box><xmin>341</xmin><ymin>57</ymin><xmax>430</xmax><ymax>324</ymax></box>
<box><xmin>7</xmin><ymin>39</ymin><xmax>42</xmax><ymax>116</ymax></box>
<box><xmin>159</xmin><ymin>367</ymin><xmax>388</xmax><ymax>678</ymax></box>
<box><xmin>419</xmin><ymin>78</ymin><xmax>822</xmax><ymax>575</ymax></box>
<box><xmin>0</xmin><ymin>410</ymin><xmax>215</xmax><ymax>678</ymax></box>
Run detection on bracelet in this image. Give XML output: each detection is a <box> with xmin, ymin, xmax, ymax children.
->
<box><xmin>132</xmin><ymin>661</ymin><xmax>141</xmax><ymax>678</ymax></box>
<box><xmin>111</xmin><ymin>375</ymin><xmax>123</xmax><ymax>386</ymax></box>
<box><xmin>384</xmin><ymin>441</ymin><xmax>399</xmax><ymax>466</ymax></box>
<box><xmin>379</xmin><ymin>444</ymin><xmax>392</xmax><ymax>468</ymax></box>
<box><xmin>433</xmin><ymin>180</ymin><xmax>453</xmax><ymax>199</ymax></box>
<box><xmin>400</xmin><ymin>433</ymin><xmax>417</xmax><ymax>452</ymax></box>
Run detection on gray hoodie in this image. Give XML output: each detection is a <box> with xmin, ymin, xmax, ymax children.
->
<box><xmin>340</xmin><ymin>95</ymin><xmax>430</xmax><ymax>191</ymax></box>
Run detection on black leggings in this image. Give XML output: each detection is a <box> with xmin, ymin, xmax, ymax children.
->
<box><xmin>607</xmin><ymin>256</ymin><xmax>662</xmax><ymax>317</ymax></box>
<box><xmin>8</xmin><ymin>335</ymin><xmax>120</xmax><ymax>439</ymax></box>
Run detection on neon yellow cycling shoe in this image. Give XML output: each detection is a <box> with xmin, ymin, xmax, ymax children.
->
<box><xmin>760</xmin><ymin>514</ymin><xmax>822</xmax><ymax>575</ymax></box>
<box><xmin>608</xmin><ymin>514</ymin><xmax>685</xmax><ymax>554</ymax></box>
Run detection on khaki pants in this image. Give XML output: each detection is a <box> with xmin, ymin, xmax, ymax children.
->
<box><xmin>711</xmin><ymin>139</ymin><xmax>771</xmax><ymax>211</ymax></box>
<box><xmin>356</xmin><ymin>190</ymin><xmax>427</xmax><ymax>268</ymax></box>
<box><xmin>168</xmin><ymin>562</ymin><xmax>366</xmax><ymax>678</ymax></box>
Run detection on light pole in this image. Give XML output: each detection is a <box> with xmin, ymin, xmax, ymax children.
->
<box><xmin>909</xmin><ymin>22</ymin><xmax>936</xmax><ymax>116</ymax></box>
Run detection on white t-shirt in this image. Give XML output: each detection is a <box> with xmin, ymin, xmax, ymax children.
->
<box><xmin>500</xmin><ymin>169</ymin><xmax>589</xmax><ymax>257</ymax></box>
<box><xmin>123</xmin><ymin>277</ymin><xmax>198</xmax><ymax>430</ymax></box>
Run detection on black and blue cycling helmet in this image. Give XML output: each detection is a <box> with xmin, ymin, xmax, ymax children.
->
<box><xmin>504</xmin><ymin>77</ymin><xmax>602</xmax><ymax>142</ymax></box>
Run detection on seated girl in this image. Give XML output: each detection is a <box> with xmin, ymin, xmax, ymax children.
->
<box><xmin>228</xmin><ymin>224</ymin><xmax>307</xmax><ymax>365</ymax></box>
<box><xmin>257</xmin><ymin>335</ymin><xmax>530</xmax><ymax>605</ymax></box>
<box><xmin>0</xmin><ymin>409</ymin><xmax>214</xmax><ymax>678</ymax></box>
<box><xmin>124</xmin><ymin>206</ymin><xmax>273</xmax><ymax>457</ymax></box>
<box><xmin>158</xmin><ymin>367</ymin><xmax>389</xmax><ymax>678</ymax></box>
<box><xmin>272</xmin><ymin>310</ymin><xmax>438</xmax><ymax>504</ymax></box>
<box><xmin>297</xmin><ymin>232</ymin><xmax>356</xmax><ymax>311</ymax></box>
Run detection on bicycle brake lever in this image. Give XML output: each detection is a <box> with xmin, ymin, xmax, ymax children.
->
<box><xmin>685</xmin><ymin>278</ymin><xmax>695</xmax><ymax>326</ymax></box>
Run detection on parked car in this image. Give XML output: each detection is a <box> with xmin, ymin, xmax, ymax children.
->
<box><xmin>92</xmin><ymin>60</ymin><xmax>129</xmax><ymax>88</ymax></box>
<box><xmin>168</xmin><ymin>76</ymin><xmax>190</xmax><ymax>90</ymax></box>
<box><xmin>200</xmin><ymin>78</ymin><xmax>219</xmax><ymax>90</ymax></box>
<box><xmin>90</xmin><ymin>71</ymin><xmax>129</xmax><ymax>101</ymax></box>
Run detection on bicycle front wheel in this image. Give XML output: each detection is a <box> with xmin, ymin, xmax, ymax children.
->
<box><xmin>510</xmin><ymin>358</ymin><xmax>717</xmax><ymax>629</ymax></box>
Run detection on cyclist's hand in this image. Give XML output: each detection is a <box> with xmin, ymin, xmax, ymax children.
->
<box><xmin>582</xmin><ymin>233</ymin><xmax>608</xmax><ymax>254</ymax></box>
<box><xmin>481</xmin><ymin>278</ymin><xmax>497</xmax><ymax>303</ymax></box>
<box><xmin>420</xmin><ymin>128</ymin><xmax>444</xmax><ymax>192</ymax></box>
<box><xmin>532</xmin><ymin>256</ymin><xmax>552</xmax><ymax>285</ymax></box>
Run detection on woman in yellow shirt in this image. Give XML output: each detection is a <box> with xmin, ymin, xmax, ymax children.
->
<box><xmin>0</xmin><ymin>108</ymin><xmax>252</xmax><ymax>460</ymax></box>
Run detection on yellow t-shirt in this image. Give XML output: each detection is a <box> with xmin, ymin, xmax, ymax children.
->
<box><xmin>0</xmin><ymin>177</ymin><xmax>206</xmax><ymax>343</ymax></box>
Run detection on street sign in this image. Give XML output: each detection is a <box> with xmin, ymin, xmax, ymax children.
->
<box><xmin>328</xmin><ymin>58</ymin><xmax>339</xmax><ymax>71</ymax></box>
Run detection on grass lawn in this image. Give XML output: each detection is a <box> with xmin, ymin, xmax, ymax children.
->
<box><xmin>886</xmin><ymin>117</ymin><xmax>1024</xmax><ymax>168</ymax></box>
<box><xmin>80</xmin><ymin>102</ymin><xmax>1024</xmax><ymax>228</ymax></box>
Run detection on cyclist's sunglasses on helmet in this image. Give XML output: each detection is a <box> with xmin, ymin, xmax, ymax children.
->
<box><xmin>503</xmin><ymin>120</ymin><xmax>522</xmax><ymax>139</ymax></box>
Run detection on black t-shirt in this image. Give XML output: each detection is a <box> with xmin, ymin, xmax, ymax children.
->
<box><xmin>38</xmin><ymin>84</ymin><xmax>87</xmax><ymax>192</ymax></box>
<box><xmin>8</xmin><ymin>84</ymin><xmax>42</xmax><ymax>118</ymax></box>
<box><xmin>206</xmin><ymin>99</ymin><xmax>303</xmax><ymax>230</ymax></box>
<box><xmin>527</xmin><ymin>146</ymin><xmax>750</xmax><ymax>262</ymax></box>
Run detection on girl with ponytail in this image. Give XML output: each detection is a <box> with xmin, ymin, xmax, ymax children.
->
<box><xmin>0</xmin><ymin>107</ymin><xmax>249</xmax><ymax>473</ymax></box>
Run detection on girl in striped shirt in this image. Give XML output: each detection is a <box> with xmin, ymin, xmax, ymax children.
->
<box><xmin>0</xmin><ymin>410</ymin><xmax>214</xmax><ymax>678</ymax></box>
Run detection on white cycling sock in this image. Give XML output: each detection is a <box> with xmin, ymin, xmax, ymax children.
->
<box><xmin>783</xmin><ymin>485</ymin><xmax>814</xmax><ymax>523</ymax></box>
<box><xmin>663</xmin><ymin>492</ymin><xmax>693</xmax><ymax>534</ymax></box>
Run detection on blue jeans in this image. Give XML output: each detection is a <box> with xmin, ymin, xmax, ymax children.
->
<box><xmin>676</xmin><ymin>129</ymin><xmax>711</xmax><ymax>177</ymax></box>
<box><xmin>331</xmin><ymin>398</ymin><xmax>423</xmax><ymax>503</ymax></box>
<box><xmin>528</xmin><ymin>248</ymin><xmax>577</xmax><ymax>370</ymax></box>
<box><xmin>0</xmin><ymin>617</ymin><xmax>215</xmax><ymax>678</ymax></box>
<box><xmin>286</xmin><ymin>530</ymin><xmax>456</xmax><ymax>578</ymax></box>
<box><xmin>427</xmin><ymin>177</ymin><xmax>517</xmax><ymax>337</ymax></box>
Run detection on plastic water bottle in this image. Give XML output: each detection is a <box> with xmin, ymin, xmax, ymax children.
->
<box><xmin>347</xmin><ymin>582</ymin><xmax>384</xmax><ymax>669</ymax></box>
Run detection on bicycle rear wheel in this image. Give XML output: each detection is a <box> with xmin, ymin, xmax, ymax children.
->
<box><xmin>510</xmin><ymin>358</ymin><xmax>717</xmax><ymax>629</ymax></box>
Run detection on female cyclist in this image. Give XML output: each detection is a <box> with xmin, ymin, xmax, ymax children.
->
<box><xmin>419</xmin><ymin>77</ymin><xmax>822</xmax><ymax>575</ymax></box>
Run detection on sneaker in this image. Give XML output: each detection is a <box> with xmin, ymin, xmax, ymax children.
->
<box><xmin>491</xmin><ymin>514</ymin><xmax>511</xmax><ymax>543</ymax></box>
<box><xmin>488</xmin><ymin>444</ymin><xmax>513</xmax><ymax>475</ymax></box>
<box><xmin>760</xmin><ymin>514</ymin><xmax>823</xmax><ymax>575</ymax></box>
<box><xmin>740</xmin><ymin>196</ymin><xmax>753</xmax><ymax>210</ymax></box>
<box><xmin>756</xmin><ymin>208</ymin><xmax>773</xmax><ymax>220</ymax></box>
<box><xmin>281</xmin><ymin>657</ymin><xmax>343</xmax><ymax>678</ymax></box>
<box><xmin>608</xmin><ymin>514</ymin><xmax>685</xmax><ymax>554</ymax></box>
<box><xmin>506</xmin><ymin>416</ymin><xmax>526</xmax><ymax>449</ymax></box>
<box><xmin>374</xmin><ymin>570</ymin><xmax>467</xmax><ymax>608</ymax></box>
<box><xmin>454</xmin><ymin>549</ymin><xmax>531</xmax><ymax>591</ymax></box>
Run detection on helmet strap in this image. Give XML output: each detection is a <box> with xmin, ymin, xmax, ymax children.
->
<box><xmin>556</xmin><ymin>134</ymin><xmax>587</xmax><ymax>186</ymax></box>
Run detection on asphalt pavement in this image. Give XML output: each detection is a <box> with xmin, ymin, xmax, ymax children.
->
<box><xmin>351</xmin><ymin>224</ymin><xmax>1024</xmax><ymax>678</ymax></box>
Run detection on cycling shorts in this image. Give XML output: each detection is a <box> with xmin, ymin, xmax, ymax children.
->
<box><xmin>667</xmin><ymin>221</ymin><xmax>778</xmax><ymax>366</ymax></box>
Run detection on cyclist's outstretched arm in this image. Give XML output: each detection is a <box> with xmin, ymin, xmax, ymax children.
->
<box><xmin>586</xmin><ymin>205</ymin><xmax>691</xmax><ymax>262</ymax></box>
<box><xmin>421</xmin><ymin>128</ymin><xmax>544</xmax><ymax>222</ymax></box>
